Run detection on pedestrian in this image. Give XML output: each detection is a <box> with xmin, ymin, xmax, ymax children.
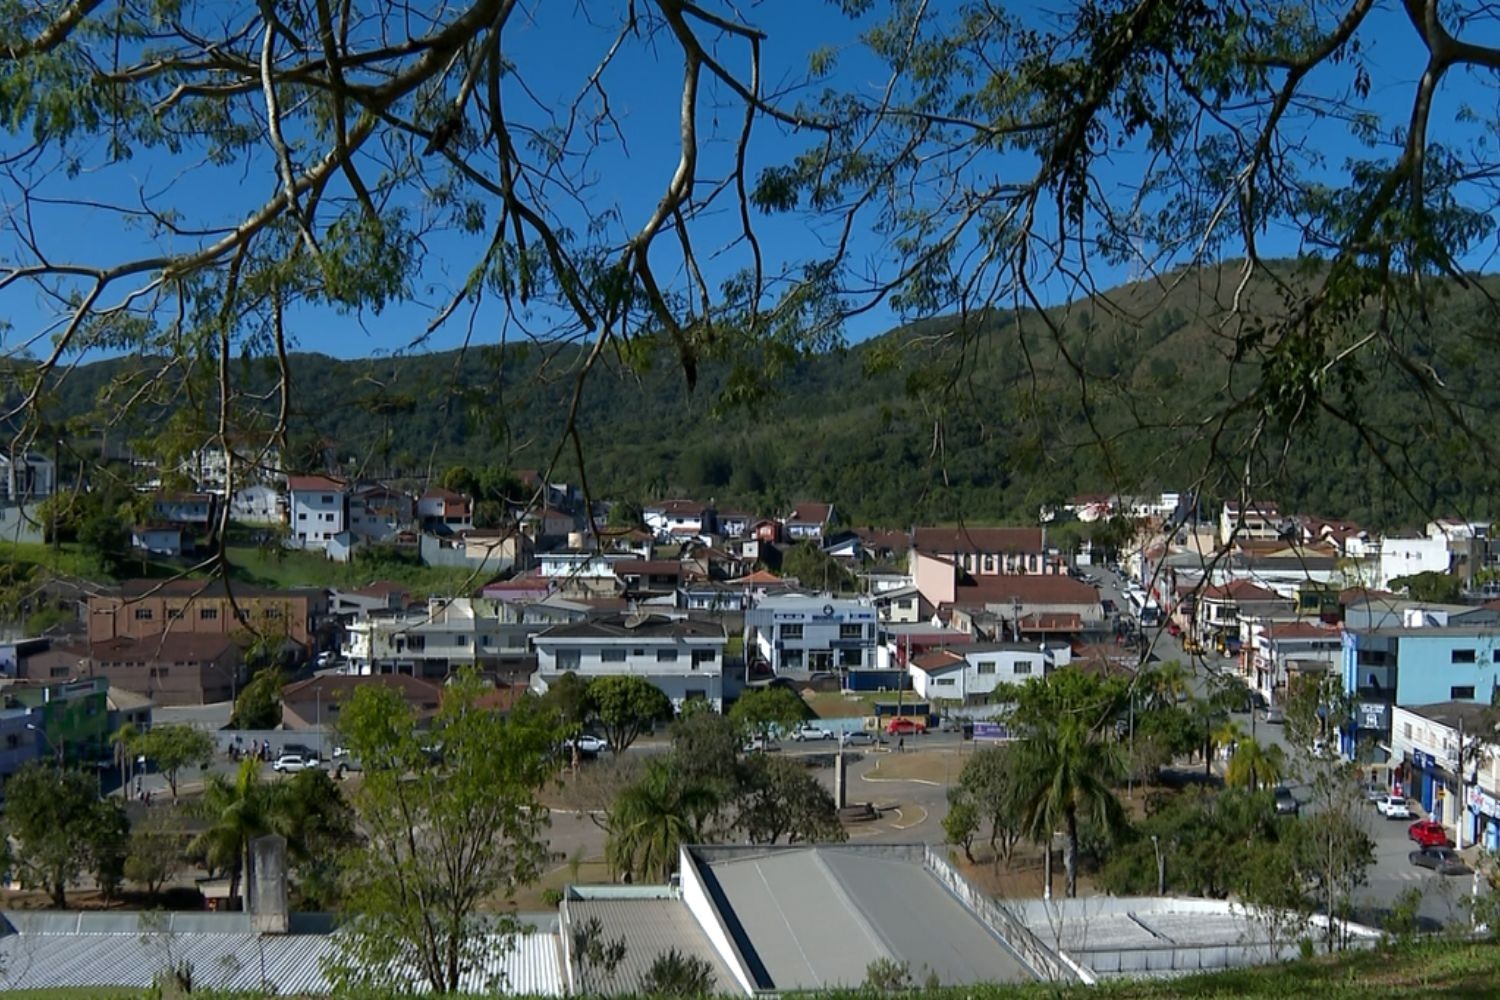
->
<box><xmin>898</xmin><ymin>736</ymin><xmax>905</xmax><ymax>753</ymax></box>
<box><xmin>134</xmin><ymin>776</ymin><xmax>142</xmax><ymax>800</ymax></box>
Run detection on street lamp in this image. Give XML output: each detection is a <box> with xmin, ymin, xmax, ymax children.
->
<box><xmin>25</xmin><ymin>723</ymin><xmax>61</xmax><ymax>767</ymax></box>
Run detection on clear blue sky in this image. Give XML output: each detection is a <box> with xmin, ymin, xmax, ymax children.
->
<box><xmin>0</xmin><ymin>2</ymin><xmax>1486</xmax><ymax>364</ymax></box>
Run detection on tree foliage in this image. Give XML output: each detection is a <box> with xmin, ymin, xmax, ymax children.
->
<box><xmin>729</xmin><ymin>686</ymin><xmax>807</xmax><ymax>746</ymax></box>
<box><xmin>6</xmin><ymin>763</ymin><xmax>121</xmax><ymax>908</ymax></box>
<box><xmin>589</xmin><ymin>675</ymin><xmax>673</xmax><ymax>756</ymax></box>
<box><xmin>132</xmin><ymin>725</ymin><xmax>216</xmax><ymax>801</ymax></box>
<box><xmin>230</xmin><ymin>668</ymin><xmax>284</xmax><ymax>730</ymax></box>
<box><xmin>737</xmin><ymin>755</ymin><xmax>845</xmax><ymax>846</ymax></box>
<box><xmin>607</xmin><ymin>759</ymin><xmax>718</xmax><ymax>882</ymax></box>
<box><xmin>330</xmin><ymin>670</ymin><xmax>559</xmax><ymax>995</ymax></box>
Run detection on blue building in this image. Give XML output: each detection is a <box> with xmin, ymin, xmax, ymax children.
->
<box><xmin>1342</xmin><ymin>625</ymin><xmax>1500</xmax><ymax>756</ymax></box>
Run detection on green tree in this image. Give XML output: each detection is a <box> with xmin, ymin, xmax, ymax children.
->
<box><xmin>133</xmin><ymin>725</ymin><xmax>217</xmax><ymax>802</ymax></box>
<box><xmin>1390</xmin><ymin>571</ymin><xmax>1463</xmax><ymax>604</ymax></box>
<box><xmin>729</xmin><ymin>686</ymin><xmax>807</xmax><ymax>748</ymax></box>
<box><xmin>956</xmin><ymin>744</ymin><xmax>1026</xmax><ymax>867</ymax></box>
<box><xmin>608</xmin><ymin>760</ymin><xmax>718</xmax><ymax>882</ymax></box>
<box><xmin>187</xmin><ymin>759</ymin><xmax>277</xmax><ymax>908</ymax></box>
<box><xmin>639</xmin><ymin>948</ymin><xmax>717</xmax><ymax>998</ymax></box>
<box><xmin>6</xmin><ymin>763</ymin><xmax>111</xmax><ymax>908</ymax></box>
<box><xmin>275</xmin><ymin>769</ymin><xmax>359</xmax><ymax>908</ymax></box>
<box><xmin>943</xmin><ymin>792</ymin><xmax>980</xmax><ymax>864</ymax></box>
<box><xmin>230</xmin><ymin>668</ymin><xmax>284</xmax><ymax>730</ymax></box>
<box><xmin>125</xmin><ymin>809</ymin><xmax>184</xmax><ymax>900</ymax></box>
<box><xmin>589</xmin><ymin>675</ymin><xmax>673</xmax><ymax>755</ymax></box>
<box><xmin>779</xmin><ymin>542</ymin><xmax>855</xmax><ymax>594</ymax></box>
<box><xmin>1016</xmin><ymin>714</ymin><xmax>1127</xmax><ymax>899</ymax></box>
<box><xmin>669</xmin><ymin>704</ymin><xmax>744</xmax><ymax>817</ymax></box>
<box><xmin>330</xmin><ymin>669</ymin><xmax>559</xmax><ymax>995</ymax></box>
<box><xmin>737</xmin><ymin>755</ymin><xmax>845</xmax><ymax>845</ymax></box>
<box><xmin>1226</xmin><ymin>738</ymin><xmax>1287</xmax><ymax>792</ymax></box>
<box><xmin>88</xmin><ymin>800</ymin><xmax>131</xmax><ymax>903</ymax></box>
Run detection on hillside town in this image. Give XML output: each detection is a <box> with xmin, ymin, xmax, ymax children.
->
<box><xmin>0</xmin><ymin>446</ymin><xmax>1498</xmax><ymax>992</ymax></box>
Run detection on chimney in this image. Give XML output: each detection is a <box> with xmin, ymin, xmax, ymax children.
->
<box><xmin>247</xmin><ymin>834</ymin><xmax>289</xmax><ymax>933</ymax></box>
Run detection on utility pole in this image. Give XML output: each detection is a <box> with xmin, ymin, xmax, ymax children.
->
<box><xmin>1457</xmin><ymin>715</ymin><xmax>1467</xmax><ymax>851</ymax></box>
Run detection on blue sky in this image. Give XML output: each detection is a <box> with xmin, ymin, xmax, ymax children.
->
<box><xmin>0</xmin><ymin>1</ymin><xmax>1492</xmax><ymax>364</ymax></box>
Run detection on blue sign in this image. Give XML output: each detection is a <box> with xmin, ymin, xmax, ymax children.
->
<box><xmin>973</xmin><ymin>721</ymin><xmax>1013</xmax><ymax>742</ymax></box>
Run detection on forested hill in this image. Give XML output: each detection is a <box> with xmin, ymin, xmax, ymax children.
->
<box><xmin>32</xmin><ymin>263</ymin><xmax>1500</xmax><ymax>531</ymax></box>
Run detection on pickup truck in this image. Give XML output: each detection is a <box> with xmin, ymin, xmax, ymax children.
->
<box><xmin>791</xmin><ymin>724</ymin><xmax>834</xmax><ymax>742</ymax></box>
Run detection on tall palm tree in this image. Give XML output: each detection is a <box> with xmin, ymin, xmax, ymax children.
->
<box><xmin>188</xmin><ymin>759</ymin><xmax>276</xmax><ymax>907</ymax></box>
<box><xmin>1209</xmin><ymin>720</ymin><xmax>1246</xmax><ymax>775</ymax></box>
<box><xmin>111</xmin><ymin>722</ymin><xmax>139</xmax><ymax>792</ymax></box>
<box><xmin>606</xmin><ymin>763</ymin><xmax>718</xmax><ymax>882</ymax></box>
<box><xmin>1225</xmin><ymin>738</ymin><xmax>1287</xmax><ymax>792</ymax></box>
<box><xmin>1017</xmin><ymin>714</ymin><xmax>1127</xmax><ymax>898</ymax></box>
<box><xmin>1141</xmin><ymin>660</ymin><xmax>1192</xmax><ymax>711</ymax></box>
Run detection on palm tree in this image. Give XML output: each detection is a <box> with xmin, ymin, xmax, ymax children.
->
<box><xmin>187</xmin><ymin>759</ymin><xmax>276</xmax><ymax>907</ymax></box>
<box><xmin>1209</xmin><ymin>720</ymin><xmax>1246</xmax><ymax>775</ymax></box>
<box><xmin>1141</xmin><ymin>660</ymin><xmax>1192</xmax><ymax>710</ymax></box>
<box><xmin>1226</xmin><ymin>738</ymin><xmax>1287</xmax><ymax>792</ymax></box>
<box><xmin>111</xmin><ymin>722</ymin><xmax>139</xmax><ymax>792</ymax></box>
<box><xmin>1017</xmin><ymin>714</ymin><xmax>1127</xmax><ymax>898</ymax></box>
<box><xmin>606</xmin><ymin>762</ymin><xmax>718</xmax><ymax>882</ymax></box>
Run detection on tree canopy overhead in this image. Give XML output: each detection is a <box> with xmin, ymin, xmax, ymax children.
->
<box><xmin>5</xmin><ymin>1</ymin><xmax>1500</xmax><ymax>527</ymax></box>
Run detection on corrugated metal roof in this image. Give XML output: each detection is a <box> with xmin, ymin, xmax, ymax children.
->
<box><xmin>701</xmin><ymin>848</ymin><xmax>1032</xmax><ymax>991</ymax></box>
<box><xmin>0</xmin><ymin>912</ymin><xmax>563</xmax><ymax>995</ymax></box>
<box><xmin>565</xmin><ymin>898</ymin><xmax>738</xmax><ymax>996</ymax></box>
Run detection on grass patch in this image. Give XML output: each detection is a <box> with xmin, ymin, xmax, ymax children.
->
<box><xmin>804</xmin><ymin>690</ymin><xmax>884</xmax><ymax>718</ymax></box>
<box><xmin>867</xmin><ymin>747</ymin><xmax>960</xmax><ymax>784</ymax></box>
<box><xmin>223</xmin><ymin>546</ymin><xmax>480</xmax><ymax>595</ymax></box>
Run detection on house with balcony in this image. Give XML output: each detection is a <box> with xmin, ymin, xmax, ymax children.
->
<box><xmin>743</xmin><ymin>595</ymin><xmax>877</xmax><ymax>676</ymax></box>
<box><xmin>150</xmin><ymin>492</ymin><xmax>218</xmax><ymax>528</ymax></box>
<box><xmin>529</xmin><ymin>614</ymin><xmax>728</xmax><ymax>712</ymax></box>
<box><xmin>0</xmin><ymin>452</ymin><xmax>55</xmax><ymax>503</ymax></box>
<box><xmin>351</xmin><ymin>486</ymin><xmax>414</xmax><ymax>541</ymax></box>
<box><xmin>1217</xmin><ymin>499</ymin><xmax>1285</xmax><ymax>546</ymax></box>
<box><xmin>418</xmin><ymin>487</ymin><xmax>473</xmax><ymax>532</ymax></box>
<box><xmin>287</xmin><ymin>475</ymin><xmax>348</xmax><ymax>551</ymax></box>
<box><xmin>130</xmin><ymin>525</ymin><xmax>185</xmax><ymax>558</ymax></box>
<box><xmin>1193</xmin><ymin>580</ymin><xmax>1293</xmax><ymax>648</ymax></box>
<box><xmin>718</xmin><ymin>511</ymin><xmax>754</xmax><ymax>539</ymax></box>
<box><xmin>343</xmin><ymin>597</ymin><xmax>545</xmax><ymax>682</ymax></box>
<box><xmin>229</xmin><ymin>483</ymin><xmax>282</xmax><ymax>524</ymax></box>
<box><xmin>1242</xmin><ymin>620</ymin><xmax>1343</xmax><ymax>707</ymax></box>
<box><xmin>644</xmin><ymin>500</ymin><xmax>717</xmax><ymax>539</ymax></box>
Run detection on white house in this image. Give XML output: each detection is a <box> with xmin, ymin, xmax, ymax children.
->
<box><xmin>643</xmin><ymin>500</ymin><xmax>716</xmax><ymax>539</ymax></box>
<box><xmin>230</xmin><ymin>484</ymin><xmax>282</xmax><ymax>524</ymax></box>
<box><xmin>743</xmin><ymin>595</ymin><xmax>878</xmax><ymax>675</ymax></box>
<box><xmin>150</xmin><ymin>492</ymin><xmax>217</xmax><ymax>526</ymax></box>
<box><xmin>181</xmin><ymin>442</ymin><xmax>282</xmax><ymax>491</ymax></box>
<box><xmin>907</xmin><ymin>643</ymin><xmax>1068</xmax><ymax>703</ymax></box>
<box><xmin>344</xmin><ymin>597</ymin><xmax>543</xmax><ymax>678</ymax></box>
<box><xmin>0</xmin><ymin>452</ymin><xmax>55</xmax><ymax>503</ymax></box>
<box><xmin>287</xmin><ymin>475</ymin><xmax>348</xmax><ymax>551</ymax></box>
<box><xmin>785</xmin><ymin>502</ymin><xmax>834</xmax><ymax>541</ymax></box>
<box><xmin>418</xmin><ymin>487</ymin><xmax>473</xmax><ymax>531</ymax></box>
<box><xmin>1219</xmin><ymin>500</ymin><xmax>1285</xmax><ymax>546</ymax></box>
<box><xmin>529</xmin><ymin>613</ymin><xmax>728</xmax><ymax>712</ymax></box>
<box><xmin>131</xmin><ymin>525</ymin><xmax>184</xmax><ymax>557</ymax></box>
<box><xmin>1378</xmin><ymin>534</ymin><xmax>1451</xmax><ymax>589</ymax></box>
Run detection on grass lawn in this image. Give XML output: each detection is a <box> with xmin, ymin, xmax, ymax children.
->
<box><xmin>223</xmin><ymin>546</ymin><xmax>480</xmax><ymax>595</ymax></box>
<box><xmin>804</xmin><ymin>690</ymin><xmax>885</xmax><ymax>719</ymax></box>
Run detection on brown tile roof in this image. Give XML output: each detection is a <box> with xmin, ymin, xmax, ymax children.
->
<box><xmin>952</xmin><ymin>574</ymin><xmax>1097</xmax><ymax>607</ymax></box>
<box><xmin>787</xmin><ymin>502</ymin><xmax>832</xmax><ymax>525</ymax></box>
<box><xmin>910</xmin><ymin>649</ymin><xmax>966</xmax><ymax>673</ymax></box>
<box><xmin>1200</xmin><ymin>580</ymin><xmax>1286</xmax><ymax>602</ymax></box>
<box><xmin>90</xmin><ymin>632</ymin><xmax>238</xmax><ymax>662</ymax></box>
<box><xmin>1019</xmin><ymin>612</ymin><xmax>1084</xmax><ymax>632</ymax></box>
<box><xmin>353</xmin><ymin>580</ymin><xmax>410</xmax><ymax>598</ymax></box>
<box><xmin>282</xmin><ymin>673</ymin><xmax>443</xmax><ymax>712</ymax></box>
<box><xmin>115</xmin><ymin>578</ymin><xmax>292</xmax><ymax>599</ymax></box>
<box><xmin>731</xmin><ymin>569</ymin><xmax>783</xmax><ymax>585</ymax></box>
<box><xmin>647</xmin><ymin>499</ymin><xmax>712</xmax><ymax>516</ymax></box>
<box><xmin>913</xmin><ymin>526</ymin><xmax>1043</xmax><ymax>554</ymax></box>
<box><xmin>1260</xmin><ymin>621</ymin><xmax>1341</xmax><ymax>640</ymax></box>
<box><xmin>613</xmin><ymin>560</ymin><xmax>686</xmax><ymax>577</ymax></box>
<box><xmin>287</xmin><ymin>475</ymin><xmax>345</xmax><ymax>492</ymax></box>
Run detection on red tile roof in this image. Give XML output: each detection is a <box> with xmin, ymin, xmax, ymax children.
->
<box><xmin>1260</xmin><ymin>621</ymin><xmax>1341</xmax><ymax>640</ymax></box>
<box><xmin>787</xmin><ymin>502</ymin><xmax>833</xmax><ymax>525</ymax></box>
<box><xmin>287</xmin><ymin>475</ymin><xmax>345</xmax><ymax>492</ymax></box>
<box><xmin>910</xmin><ymin>649</ymin><xmax>966</xmax><ymax>672</ymax></box>
<box><xmin>913</xmin><ymin>526</ymin><xmax>1043</xmax><ymax>554</ymax></box>
<box><xmin>952</xmin><ymin>574</ymin><xmax>1097</xmax><ymax>607</ymax></box>
<box><xmin>1019</xmin><ymin>612</ymin><xmax>1084</xmax><ymax>632</ymax></box>
<box><xmin>732</xmin><ymin>569</ymin><xmax>783</xmax><ymax>585</ymax></box>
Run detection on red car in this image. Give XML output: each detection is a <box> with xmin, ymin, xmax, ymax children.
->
<box><xmin>1408</xmin><ymin>819</ymin><xmax>1452</xmax><ymax>848</ymax></box>
<box><xmin>886</xmin><ymin>717</ymin><xmax>928</xmax><ymax>735</ymax></box>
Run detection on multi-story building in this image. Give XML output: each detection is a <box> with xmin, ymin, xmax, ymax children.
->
<box><xmin>418</xmin><ymin>487</ymin><xmax>473</xmax><ymax>531</ymax></box>
<box><xmin>743</xmin><ymin>595</ymin><xmax>877</xmax><ymax>675</ymax></box>
<box><xmin>87</xmin><ymin>579</ymin><xmax>321</xmax><ymax>649</ymax></box>
<box><xmin>76</xmin><ymin>634</ymin><xmax>243</xmax><ymax>706</ymax></box>
<box><xmin>229</xmin><ymin>484</ymin><xmax>283</xmax><ymax>524</ymax></box>
<box><xmin>1389</xmin><ymin>702</ymin><xmax>1498</xmax><ymax>847</ymax></box>
<box><xmin>349</xmin><ymin>486</ymin><xmax>413</xmax><ymax>541</ymax></box>
<box><xmin>643</xmin><ymin>500</ymin><xmax>717</xmax><ymax>539</ymax></box>
<box><xmin>1241</xmin><ymin>620</ymin><xmax>1342</xmax><ymax>708</ymax></box>
<box><xmin>784</xmin><ymin>503</ymin><xmax>834</xmax><ymax>541</ymax></box>
<box><xmin>530</xmin><ymin>614</ymin><xmax>727</xmax><ymax>712</ymax></box>
<box><xmin>150</xmin><ymin>492</ymin><xmax>218</xmax><ymax>527</ymax></box>
<box><xmin>287</xmin><ymin>475</ymin><xmax>348</xmax><ymax>550</ymax></box>
<box><xmin>0</xmin><ymin>452</ymin><xmax>55</xmax><ymax>503</ymax></box>
<box><xmin>910</xmin><ymin>527</ymin><xmax>1064</xmax><ymax>576</ymax></box>
<box><xmin>0</xmin><ymin>677</ymin><xmax>112</xmax><ymax>762</ymax></box>
<box><xmin>1218</xmin><ymin>500</ymin><xmax>1284</xmax><ymax>546</ymax></box>
<box><xmin>343</xmin><ymin>598</ymin><xmax>546</xmax><ymax>681</ymax></box>
<box><xmin>180</xmin><ymin>442</ymin><xmax>282</xmax><ymax>492</ymax></box>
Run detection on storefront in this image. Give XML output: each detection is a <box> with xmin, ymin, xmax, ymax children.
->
<box><xmin>1408</xmin><ymin>748</ymin><xmax>1459</xmax><ymax>823</ymax></box>
<box><xmin>1467</xmin><ymin>787</ymin><xmax>1500</xmax><ymax>851</ymax></box>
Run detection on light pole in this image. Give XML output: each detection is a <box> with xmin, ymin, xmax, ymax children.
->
<box><xmin>25</xmin><ymin>723</ymin><xmax>61</xmax><ymax>768</ymax></box>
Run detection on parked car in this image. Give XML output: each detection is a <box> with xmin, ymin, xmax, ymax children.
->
<box><xmin>1408</xmin><ymin>819</ymin><xmax>1453</xmax><ymax>848</ymax></box>
<box><xmin>564</xmin><ymin>735</ymin><xmax>609</xmax><ymax>757</ymax></box>
<box><xmin>886</xmin><ymin>717</ymin><xmax>927</xmax><ymax>736</ymax></box>
<box><xmin>1377</xmin><ymin>794</ymin><xmax>1413</xmax><ymax>819</ymax></box>
<box><xmin>1101</xmin><ymin>599</ymin><xmax>1117</xmax><ymax>616</ymax></box>
<box><xmin>333</xmin><ymin>757</ymin><xmax>363</xmax><ymax>778</ymax></box>
<box><xmin>1409</xmin><ymin>846</ymin><xmax>1470</xmax><ymax>875</ymax></box>
<box><xmin>1262</xmin><ymin>706</ymin><xmax>1285</xmax><ymax>724</ymax></box>
<box><xmin>1364</xmin><ymin>783</ymin><xmax>1390</xmax><ymax>804</ymax></box>
<box><xmin>1273</xmin><ymin>786</ymin><xmax>1299</xmax><ymax>816</ymax></box>
<box><xmin>792</xmin><ymin>724</ymin><xmax>834</xmax><ymax>742</ymax></box>
<box><xmin>272</xmin><ymin>753</ymin><xmax>320</xmax><ymax>774</ymax></box>
<box><xmin>841</xmin><ymin>731</ymin><xmax>879</xmax><ymax>747</ymax></box>
<box><xmin>315</xmin><ymin>650</ymin><xmax>338</xmax><ymax>667</ymax></box>
<box><xmin>743</xmin><ymin>735</ymin><xmax>780</xmax><ymax>753</ymax></box>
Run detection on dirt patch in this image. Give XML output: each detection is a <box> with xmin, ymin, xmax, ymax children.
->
<box><xmin>501</xmin><ymin>857</ymin><xmax>614</xmax><ymax>911</ymax></box>
<box><xmin>944</xmin><ymin>842</ymin><xmax>1104</xmax><ymax>900</ymax></box>
<box><xmin>865</xmin><ymin>748</ymin><xmax>961</xmax><ymax>784</ymax></box>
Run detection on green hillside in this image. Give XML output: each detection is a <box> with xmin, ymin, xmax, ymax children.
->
<box><xmin>23</xmin><ymin>262</ymin><xmax>1500</xmax><ymax>531</ymax></box>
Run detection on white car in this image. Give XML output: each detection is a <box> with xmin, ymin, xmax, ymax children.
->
<box><xmin>1377</xmin><ymin>794</ymin><xmax>1413</xmax><ymax>819</ymax></box>
<box><xmin>792</xmin><ymin>724</ymin><xmax>834</xmax><ymax>742</ymax></box>
<box><xmin>564</xmin><ymin>735</ymin><xmax>609</xmax><ymax>756</ymax></box>
<box><xmin>272</xmin><ymin>754</ymin><xmax>320</xmax><ymax>774</ymax></box>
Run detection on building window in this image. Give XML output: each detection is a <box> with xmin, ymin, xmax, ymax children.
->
<box><xmin>1403</xmin><ymin>722</ymin><xmax>1412</xmax><ymax>739</ymax></box>
<box><xmin>200</xmin><ymin>607</ymin><xmax>218</xmax><ymax>621</ymax></box>
<box><xmin>840</xmin><ymin>648</ymin><xmax>862</xmax><ymax>667</ymax></box>
<box><xmin>321</xmin><ymin>494</ymin><xmax>333</xmax><ymax>503</ymax></box>
<box><xmin>601</xmin><ymin>649</ymin><xmax>627</xmax><ymax>663</ymax></box>
<box><xmin>49</xmin><ymin>667</ymin><xmax>68</xmax><ymax>678</ymax></box>
<box><xmin>656</xmin><ymin>649</ymin><xmax>679</xmax><ymax>664</ymax></box>
<box><xmin>1452</xmin><ymin>685</ymin><xmax>1477</xmax><ymax>700</ymax></box>
<box><xmin>783</xmin><ymin>650</ymin><xmax>803</xmax><ymax>669</ymax></box>
<box><xmin>983</xmin><ymin>555</ymin><xmax>995</xmax><ymax>573</ymax></box>
<box><xmin>935</xmin><ymin>677</ymin><xmax>956</xmax><ymax>686</ymax></box>
<box><xmin>897</xmin><ymin>599</ymin><xmax>913</xmax><ymax>611</ymax></box>
<box><xmin>298</xmin><ymin>513</ymin><xmax>307</xmax><ymax>521</ymax></box>
<box><xmin>557</xmin><ymin>649</ymin><xmax>581</xmax><ymax>671</ymax></box>
<box><xmin>1014</xmin><ymin>661</ymin><xmax>1035</xmax><ymax>676</ymax></box>
<box><xmin>691</xmin><ymin>649</ymin><xmax>715</xmax><ymax>667</ymax></box>
<box><xmin>133</xmin><ymin>608</ymin><xmax>153</xmax><ymax>621</ymax></box>
<box><xmin>456</xmin><ymin>635</ymin><xmax>468</xmax><ymax>647</ymax></box>
<box><xmin>153</xmin><ymin>668</ymin><xmax>170</xmax><ymax>678</ymax></box>
<box><xmin>1452</xmin><ymin>649</ymin><xmax>1477</xmax><ymax>664</ymax></box>
<box><xmin>977</xmin><ymin>662</ymin><xmax>996</xmax><ymax>675</ymax></box>
<box><xmin>780</xmin><ymin>624</ymin><xmax>803</xmax><ymax>640</ymax></box>
<box><xmin>839</xmin><ymin>623</ymin><xmax>864</xmax><ymax>641</ymax></box>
